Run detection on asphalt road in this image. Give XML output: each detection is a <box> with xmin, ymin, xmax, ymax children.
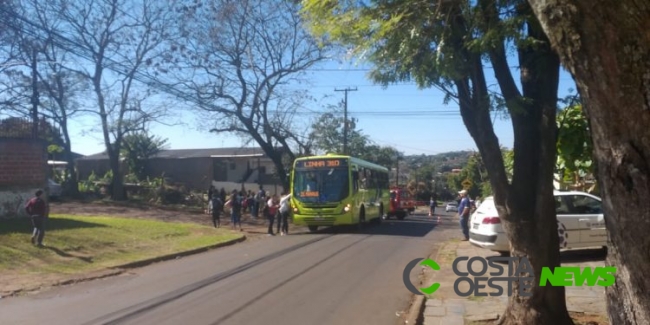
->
<box><xmin>0</xmin><ymin>210</ymin><xmax>460</xmax><ymax>325</ymax></box>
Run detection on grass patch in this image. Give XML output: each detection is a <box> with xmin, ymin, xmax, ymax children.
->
<box><xmin>0</xmin><ymin>214</ymin><xmax>243</xmax><ymax>276</ymax></box>
<box><xmin>436</xmin><ymin>241</ymin><xmax>459</xmax><ymax>265</ymax></box>
<box><xmin>466</xmin><ymin>295</ymin><xmax>485</xmax><ymax>302</ymax></box>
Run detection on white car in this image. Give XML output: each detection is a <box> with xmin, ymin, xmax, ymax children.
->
<box><xmin>445</xmin><ymin>202</ymin><xmax>458</xmax><ymax>212</ymax></box>
<box><xmin>48</xmin><ymin>178</ymin><xmax>63</xmax><ymax>198</ymax></box>
<box><xmin>469</xmin><ymin>191</ymin><xmax>606</xmax><ymax>254</ymax></box>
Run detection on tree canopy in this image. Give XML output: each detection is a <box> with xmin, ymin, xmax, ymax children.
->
<box><xmin>301</xmin><ymin>0</ymin><xmax>571</xmax><ymax>323</ymax></box>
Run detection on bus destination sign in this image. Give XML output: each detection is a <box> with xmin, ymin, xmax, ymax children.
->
<box><xmin>297</xmin><ymin>158</ymin><xmax>347</xmax><ymax>169</ymax></box>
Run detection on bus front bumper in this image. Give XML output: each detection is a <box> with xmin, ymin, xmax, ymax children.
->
<box><xmin>292</xmin><ymin>211</ymin><xmax>355</xmax><ymax>227</ymax></box>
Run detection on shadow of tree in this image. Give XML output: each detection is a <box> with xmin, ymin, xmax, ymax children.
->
<box><xmin>488</xmin><ymin>248</ymin><xmax>607</xmax><ymax>264</ymax></box>
<box><xmin>0</xmin><ymin>217</ymin><xmax>107</xmax><ymax>235</ymax></box>
<box><xmin>559</xmin><ymin>248</ymin><xmax>607</xmax><ymax>263</ymax></box>
<box><xmin>42</xmin><ymin>245</ymin><xmax>94</xmax><ymax>263</ymax></box>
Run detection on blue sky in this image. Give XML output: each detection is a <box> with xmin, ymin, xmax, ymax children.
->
<box><xmin>67</xmin><ymin>60</ymin><xmax>577</xmax><ymax>157</ymax></box>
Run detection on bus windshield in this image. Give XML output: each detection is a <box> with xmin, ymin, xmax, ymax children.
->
<box><xmin>293</xmin><ymin>167</ymin><xmax>350</xmax><ymax>203</ymax></box>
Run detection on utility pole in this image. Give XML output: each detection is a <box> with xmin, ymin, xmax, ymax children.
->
<box><xmin>395</xmin><ymin>156</ymin><xmax>400</xmax><ymax>186</ymax></box>
<box><xmin>334</xmin><ymin>87</ymin><xmax>357</xmax><ymax>155</ymax></box>
<box><xmin>31</xmin><ymin>47</ymin><xmax>39</xmax><ymax>138</ymax></box>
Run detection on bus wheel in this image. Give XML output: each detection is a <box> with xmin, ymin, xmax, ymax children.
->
<box><xmin>376</xmin><ymin>205</ymin><xmax>384</xmax><ymax>225</ymax></box>
<box><xmin>308</xmin><ymin>226</ymin><xmax>318</xmax><ymax>233</ymax></box>
<box><xmin>357</xmin><ymin>207</ymin><xmax>366</xmax><ymax>231</ymax></box>
<box><xmin>397</xmin><ymin>211</ymin><xmax>406</xmax><ymax>220</ymax></box>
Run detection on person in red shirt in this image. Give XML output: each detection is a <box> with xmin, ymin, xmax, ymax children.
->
<box><xmin>25</xmin><ymin>189</ymin><xmax>48</xmax><ymax>247</ymax></box>
<box><xmin>266</xmin><ymin>195</ymin><xmax>280</xmax><ymax>236</ymax></box>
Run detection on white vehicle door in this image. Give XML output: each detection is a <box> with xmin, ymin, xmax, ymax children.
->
<box><xmin>555</xmin><ymin>195</ymin><xmax>581</xmax><ymax>248</ymax></box>
<box><xmin>565</xmin><ymin>194</ymin><xmax>606</xmax><ymax>245</ymax></box>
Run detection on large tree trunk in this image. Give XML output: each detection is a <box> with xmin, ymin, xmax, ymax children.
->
<box><xmin>61</xmin><ymin>122</ymin><xmax>79</xmax><ymax>198</ymax></box>
<box><xmin>63</xmin><ymin>142</ymin><xmax>79</xmax><ymax>197</ymax></box>
<box><xmin>108</xmin><ymin>152</ymin><xmax>126</xmax><ymax>201</ymax></box>
<box><xmin>526</xmin><ymin>0</ymin><xmax>650</xmax><ymax>324</ymax></box>
<box><xmin>448</xmin><ymin>2</ymin><xmax>573</xmax><ymax>323</ymax></box>
<box><xmin>497</xmin><ymin>10</ymin><xmax>573</xmax><ymax>325</ymax></box>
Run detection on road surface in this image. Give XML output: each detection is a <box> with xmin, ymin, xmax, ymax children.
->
<box><xmin>0</xmin><ymin>211</ymin><xmax>460</xmax><ymax>325</ymax></box>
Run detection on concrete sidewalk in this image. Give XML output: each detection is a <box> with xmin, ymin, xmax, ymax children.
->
<box><xmin>421</xmin><ymin>240</ymin><xmax>607</xmax><ymax>325</ymax></box>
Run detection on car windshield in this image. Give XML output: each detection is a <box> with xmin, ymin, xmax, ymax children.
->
<box><xmin>293</xmin><ymin>167</ymin><xmax>350</xmax><ymax>203</ymax></box>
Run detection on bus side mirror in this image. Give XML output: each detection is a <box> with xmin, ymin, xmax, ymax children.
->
<box><xmin>353</xmin><ymin>171</ymin><xmax>359</xmax><ymax>181</ymax></box>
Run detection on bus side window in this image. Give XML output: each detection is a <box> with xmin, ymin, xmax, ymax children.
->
<box><xmin>360</xmin><ymin>168</ymin><xmax>368</xmax><ymax>190</ymax></box>
<box><xmin>353</xmin><ymin>170</ymin><xmax>359</xmax><ymax>192</ymax></box>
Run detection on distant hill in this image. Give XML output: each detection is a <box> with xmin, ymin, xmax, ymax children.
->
<box><xmin>403</xmin><ymin>150</ymin><xmax>475</xmax><ymax>173</ymax></box>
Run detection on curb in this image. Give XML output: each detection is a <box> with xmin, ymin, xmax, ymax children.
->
<box><xmin>110</xmin><ymin>235</ymin><xmax>247</xmax><ymax>269</ymax></box>
<box><xmin>1</xmin><ymin>235</ymin><xmax>247</xmax><ymax>298</ymax></box>
<box><xmin>0</xmin><ymin>270</ymin><xmax>125</xmax><ymax>298</ymax></box>
<box><xmin>404</xmin><ymin>294</ymin><xmax>425</xmax><ymax>324</ymax></box>
<box><xmin>403</xmin><ymin>240</ymin><xmax>452</xmax><ymax>324</ymax></box>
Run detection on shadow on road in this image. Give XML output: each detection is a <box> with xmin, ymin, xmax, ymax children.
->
<box><xmin>286</xmin><ymin>212</ymin><xmax>461</xmax><ymax>237</ymax></box>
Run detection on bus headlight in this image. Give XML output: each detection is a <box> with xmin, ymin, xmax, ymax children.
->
<box><xmin>344</xmin><ymin>204</ymin><xmax>351</xmax><ymax>212</ymax></box>
<box><xmin>293</xmin><ymin>207</ymin><xmax>298</xmax><ymax>213</ymax></box>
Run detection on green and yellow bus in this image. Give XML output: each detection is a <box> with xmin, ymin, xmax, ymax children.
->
<box><xmin>290</xmin><ymin>154</ymin><xmax>391</xmax><ymax>232</ymax></box>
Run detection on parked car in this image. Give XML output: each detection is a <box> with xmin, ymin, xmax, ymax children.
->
<box><xmin>48</xmin><ymin>178</ymin><xmax>63</xmax><ymax>198</ymax></box>
<box><xmin>445</xmin><ymin>202</ymin><xmax>458</xmax><ymax>212</ymax></box>
<box><xmin>469</xmin><ymin>191</ymin><xmax>606</xmax><ymax>254</ymax></box>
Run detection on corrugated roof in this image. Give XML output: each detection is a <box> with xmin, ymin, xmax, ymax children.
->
<box><xmin>78</xmin><ymin>147</ymin><xmax>268</xmax><ymax>160</ymax></box>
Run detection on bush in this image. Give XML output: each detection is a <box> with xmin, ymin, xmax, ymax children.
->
<box><xmin>78</xmin><ymin>171</ymin><xmax>99</xmax><ymax>194</ymax></box>
<box><xmin>160</xmin><ymin>187</ymin><xmax>184</xmax><ymax>205</ymax></box>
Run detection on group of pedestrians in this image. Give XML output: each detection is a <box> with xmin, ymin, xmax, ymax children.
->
<box><xmin>207</xmin><ymin>186</ymin><xmax>246</xmax><ymax>231</ymax></box>
<box><xmin>265</xmin><ymin>192</ymin><xmax>291</xmax><ymax>236</ymax></box>
<box><xmin>207</xmin><ymin>185</ymin><xmax>292</xmax><ymax>235</ymax></box>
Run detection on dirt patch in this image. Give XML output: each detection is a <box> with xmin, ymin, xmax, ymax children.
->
<box><xmin>49</xmin><ymin>200</ymin><xmax>306</xmax><ymax>239</ymax></box>
<box><xmin>467</xmin><ymin>312</ymin><xmax>609</xmax><ymax>325</ymax></box>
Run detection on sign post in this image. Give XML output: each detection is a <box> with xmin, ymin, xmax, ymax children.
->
<box><xmin>462</xmin><ymin>179</ymin><xmax>472</xmax><ymax>190</ymax></box>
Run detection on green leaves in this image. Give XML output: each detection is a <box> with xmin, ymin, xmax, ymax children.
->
<box><xmin>120</xmin><ymin>132</ymin><xmax>169</xmax><ymax>181</ymax></box>
<box><xmin>556</xmin><ymin>104</ymin><xmax>593</xmax><ymax>181</ymax></box>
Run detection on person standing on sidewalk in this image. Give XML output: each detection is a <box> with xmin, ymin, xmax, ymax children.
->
<box><xmin>253</xmin><ymin>186</ymin><xmax>265</xmax><ymax>218</ymax></box>
<box><xmin>278</xmin><ymin>192</ymin><xmax>291</xmax><ymax>236</ymax></box>
<box><xmin>458</xmin><ymin>189</ymin><xmax>471</xmax><ymax>241</ymax></box>
<box><xmin>228</xmin><ymin>190</ymin><xmax>243</xmax><ymax>231</ymax></box>
<box><xmin>266</xmin><ymin>194</ymin><xmax>279</xmax><ymax>236</ymax></box>
<box><xmin>210</xmin><ymin>194</ymin><xmax>224</xmax><ymax>228</ymax></box>
<box><xmin>25</xmin><ymin>189</ymin><xmax>48</xmax><ymax>247</ymax></box>
<box><xmin>429</xmin><ymin>195</ymin><xmax>437</xmax><ymax>217</ymax></box>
